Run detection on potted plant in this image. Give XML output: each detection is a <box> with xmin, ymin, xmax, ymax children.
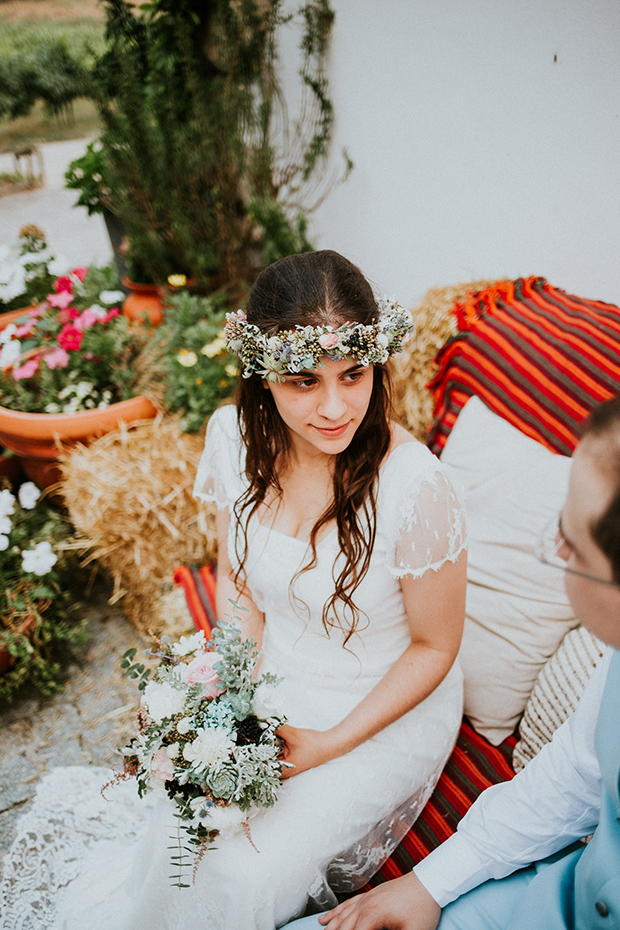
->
<box><xmin>0</xmin><ymin>481</ymin><xmax>88</xmax><ymax>702</ymax></box>
<box><xmin>65</xmin><ymin>0</ymin><xmax>344</xmax><ymax>304</ymax></box>
<box><xmin>0</xmin><ymin>264</ymin><xmax>157</xmax><ymax>487</ymax></box>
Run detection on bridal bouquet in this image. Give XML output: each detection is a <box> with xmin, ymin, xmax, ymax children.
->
<box><xmin>117</xmin><ymin>617</ymin><xmax>286</xmax><ymax>885</ymax></box>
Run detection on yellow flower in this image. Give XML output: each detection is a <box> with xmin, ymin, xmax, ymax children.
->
<box><xmin>168</xmin><ymin>274</ymin><xmax>187</xmax><ymax>288</ymax></box>
<box><xmin>177</xmin><ymin>349</ymin><xmax>198</xmax><ymax>367</ymax></box>
<box><xmin>225</xmin><ymin>363</ymin><xmax>237</xmax><ymax>377</ymax></box>
<box><xmin>219</xmin><ymin>379</ymin><xmax>228</xmax><ymax>387</ymax></box>
<box><xmin>195</xmin><ymin>377</ymin><xmax>203</xmax><ymax>386</ymax></box>
<box><xmin>201</xmin><ymin>332</ymin><xmax>226</xmax><ymax>358</ymax></box>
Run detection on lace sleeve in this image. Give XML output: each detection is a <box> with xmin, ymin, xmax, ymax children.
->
<box><xmin>193</xmin><ymin>405</ymin><xmax>244</xmax><ymax>510</ymax></box>
<box><xmin>382</xmin><ymin>445</ymin><xmax>467</xmax><ymax>579</ymax></box>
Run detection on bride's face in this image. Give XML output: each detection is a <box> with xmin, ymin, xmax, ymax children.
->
<box><xmin>263</xmin><ymin>357</ymin><xmax>375</xmax><ymax>458</ymax></box>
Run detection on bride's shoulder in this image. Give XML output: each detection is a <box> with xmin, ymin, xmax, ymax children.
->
<box><xmin>381</xmin><ymin>421</ymin><xmax>446</xmax><ymax>483</ymax></box>
<box><xmin>206</xmin><ymin>403</ymin><xmax>240</xmax><ymax>445</ymax></box>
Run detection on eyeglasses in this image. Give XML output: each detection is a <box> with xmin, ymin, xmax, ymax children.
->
<box><xmin>535</xmin><ymin>516</ymin><xmax>620</xmax><ymax>589</ymax></box>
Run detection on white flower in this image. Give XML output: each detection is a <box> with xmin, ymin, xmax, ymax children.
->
<box><xmin>170</xmin><ymin>630</ymin><xmax>207</xmax><ymax>657</ymax></box>
<box><xmin>204</xmin><ymin>803</ymin><xmax>255</xmax><ymax>839</ymax></box>
<box><xmin>21</xmin><ymin>541</ymin><xmax>57</xmax><ymax>575</ymax></box>
<box><xmin>18</xmin><ymin>482</ymin><xmax>40</xmax><ymax>510</ymax></box>
<box><xmin>176</xmin><ymin>717</ymin><xmax>194</xmax><ymax>735</ymax></box>
<box><xmin>0</xmin><ymin>339</ymin><xmax>22</xmax><ymax>370</ymax></box>
<box><xmin>252</xmin><ymin>682</ymin><xmax>284</xmax><ymax>720</ymax></box>
<box><xmin>165</xmin><ymin>742</ymin><xmax>180</xmax><ymax>760</ymax></box>
<box><xmin>86</xmin><ymin>303</ymin><xmax>109</xmax><ymax>320</ymax></box>
<box><xmin>0</xmin><ymin>515</ymin><xmax>12</xmax><ymax>535</ymax></box>
<box><xmin>99</xmin><ymin>290</ymin><xmax>125</xmax><ymax>305</ymax></box>
<box><xmin>142</xmin><ymin>680</ymin><xmax>186</xmax><ymax>723</ymax></box>
<box><xmin>0</xmin><ymin>534</ymin><xmax>9</xmax><ymax>551</ymax></box>
<box><xmin>182</xmin><ymin>726</ymin><xmax>235</xmax><ymax>772</ymax></box>
<box><xmin>0</xmin><ymin>489</ymin><xmax>16</xmax><ymax>518</ymax></box>
<box><xmin>47</xmin><ymin>256</ymin><xmax>71</xmax><ymax>276</ymax></box>
<box><xmin>0</xmin><ymin>323</ymin><xmax>17</xmax><ymax>344</ymax></box>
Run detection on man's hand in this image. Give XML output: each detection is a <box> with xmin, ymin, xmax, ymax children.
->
<box><xmin>317</xmin><ymin>873</ymin><xmax>442</xmax><ymax>930</ymax></box>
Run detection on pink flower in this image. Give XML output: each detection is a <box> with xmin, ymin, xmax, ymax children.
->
<box><xmin>28</xmin><ymin>306</ymin><xmax>46</xmax><ymax>319</ymax></box>
<box><xmin>44</xmin><ymin>347</ymin><xmax>70</xmax><ymax>369</ymax></box>
<box><xmin>58</xmin><ymin>325</ymin><xmax>83</xmax><ymax>352</ymax></box>
<box><xmin>72</xmin><ymin>266</ymin><xmax>88</xmax><ymax>282</ymax></box>
<box><xmin>151</xmin><ymin>749</ymin><xmax>174</xmax><ymax>781</ymax></box>
<box><xmin>182</xmin><ymin>652</ymin><xmax>224</xmax><ymax>697</ymax></box>
<box><xmin>103</xmin><ymin>307</ymin><xmax>120</xmax><ymax>324</ymax></box>
<box><xmin>54</xmin><ymin>276</ymin><xmax>73</xmax><ymax>294</ymax></box>
<box><xmin>47</xmin><ymin>291</ymin><xmax>74</xmax><ymax>310</ymax></box>
<box><xmin>58</xmin><ymin>307</ymin><xmax>80</xmax><ymax>324</ymax></box>
<box><xmin>318</xmin><ymin>332</ymin><xmax>339</xmax><ymax>351</ymax></box>
<box><xmin>14</xmin><ymin>320</ymin><xmax>36</xmax><ymax>338</ymax></box>
<box><xmin>12</xmin><ymin>357</ymin><xmax>40</xmax><ymax>381</ymax></box>
<box><xmin>75</xmin><ymin>308</ymin><xmax>98</xmax><ymax>331</ymax></box>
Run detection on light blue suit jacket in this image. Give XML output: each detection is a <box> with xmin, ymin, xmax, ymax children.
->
<box><xmin>509</xmin><ymin>648</ymin><xmax>620</xmax><ymax>929</ymax></box>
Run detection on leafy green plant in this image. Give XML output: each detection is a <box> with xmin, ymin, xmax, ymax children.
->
<box><xmin>0</xmin><ymin>483</ymin><xmax>89</xmax><ymax>703</ymax></box>
<box><xmin>0</xmin><ymin>226</ymin><xmax>61</xmax><ymax>313</ymax></box>
<box><xmin>65</xmin><ymin>0</ymin><xmax>345</xmax><ymax>295</ymax></box>
<box><xmin>150</xmin><ymin>291</ymin><xmax>237</xmax><ymax>433</ymax></box>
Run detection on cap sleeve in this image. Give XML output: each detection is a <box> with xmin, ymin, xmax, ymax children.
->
<box><xmin>380</xmin><ymin>443</ymin><xmax>467</xmax><ymax>579</ymax></box>
<box><xmin>193</xmin><ymin>405</ymin><xmax>245</xmax><ymax>510</ymax></box>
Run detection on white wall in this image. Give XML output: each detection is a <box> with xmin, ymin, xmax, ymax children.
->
<box><xmin>294</xmin><ymin>0</ymin><xmax>620</xmax><ymax>307</ymax></box>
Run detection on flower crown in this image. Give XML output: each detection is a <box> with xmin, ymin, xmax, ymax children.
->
<box><xmin>224</xmin><ymin>298</ymin><xmax>414</xmax><ymax>382</ymax></box>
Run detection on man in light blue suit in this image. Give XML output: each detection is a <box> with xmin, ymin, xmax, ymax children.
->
<box><xmin>285</xmin><ymin>395</ymin><xmax>620</xmax><ymax>930</ymax></box>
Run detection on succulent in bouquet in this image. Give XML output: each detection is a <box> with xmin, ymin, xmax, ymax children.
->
<box><xmin>0</xmin><ymin>265</ymin><xmax>151</xmax><ymax>414</ymax></box>
<box><xmin>116</xmin><ymin>613</ymin><xmax>287</xmax><ymax>886</ymax></box>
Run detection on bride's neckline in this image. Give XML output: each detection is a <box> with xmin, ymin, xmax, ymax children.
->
<box><xmin>254</xmin><ymin>439</ymin><xmax>419</xmax><ymax>545</ymax></box>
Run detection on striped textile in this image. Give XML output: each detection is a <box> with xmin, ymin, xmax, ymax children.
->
<box><xmin>172</xmin><ymin>563</ymin><xmax>217</xmax><ymax>638</ymax></box>
<box><xmin>426</xmin><ymin>277</ymin><xmax>620</xmax><ymax>456</ymax></box>
<box><xmin>173</xmin><ymin>564</ymin><xmax>517</xmax><ymax>884</ymax></box>
<box><xmin>364</xmin><ymin>721</ymin><xmax>516</xmax><ymax>888</ymax></box>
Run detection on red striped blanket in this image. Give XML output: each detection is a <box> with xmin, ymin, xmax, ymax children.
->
<box><xmin>427</xmin><ymin>276</ymin><xmax>620</xmax><ymax>455</ymax></box>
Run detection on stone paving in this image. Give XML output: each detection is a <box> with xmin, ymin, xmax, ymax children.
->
<box><xmin>0</xmin><ymin>581</ymin><xmax>149</xmax><ymax>881</ymax></box>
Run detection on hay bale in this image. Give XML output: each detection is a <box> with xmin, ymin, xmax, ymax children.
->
<box><xmin>390</xmin><ymin>279</ymin><xmax>501</xmax><ymax>441</ymax></box>
<box><xmin>59</xmin><ymin>414</ymin><xmax>218</xmax><ymax>634</ymax></box>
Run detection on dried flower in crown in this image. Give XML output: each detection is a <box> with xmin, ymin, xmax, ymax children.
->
<box><xmin>223</xmin><ymin>297</ymin><xmax>414</xmax><ymax>382</ymax></box>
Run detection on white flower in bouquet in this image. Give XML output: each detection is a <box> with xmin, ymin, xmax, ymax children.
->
<box><xmin>18</xmin><ymin>482</ymin><xmax>40</xmax><ymax>510</ymax></box>
<box><xmin>203</xmin><ymin>802</ymin><xmax>254</xmax><ymax>840</ymax></box>
<box><xmin>0</xmin><ymin>490</ymin><xmax>16</xmax><ymax>518</ymax></box>
<box><xmin>170</xmin><ymin>630</ymin><xmax>207</xmax><ymax>657</ymax></box>
<box><xmin>252</xmin><ymin>681</ymin><xmax>285</xmax><ymax>720</ymax></box>
<box><xmin>142</xmin><ymin>679</ymin><xmax>186</xmax><ymax>723</ymax></box>
<box><xmin>182</xmin><ymin>726</ymin><xmax>236</xmax><ymax>772</ymax></box>
<box><xmin>21</xmin><ymin>541</ymin><xmax>57</xmax><ymax>575</ymax></box>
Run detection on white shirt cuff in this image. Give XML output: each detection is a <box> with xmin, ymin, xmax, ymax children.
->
<box><xmin>412</xmin><ymin>832</ymin><xmax>496</xmax><ymax>908</ymax></box>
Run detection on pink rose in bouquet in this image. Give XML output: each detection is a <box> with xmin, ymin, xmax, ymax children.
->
<box><xmin>151</xmin><ymin>749</ymin><xmax>175</xmax><ymax>782</ymax></box>
<box><xmin>182</xmin><ymin>651</ymin><xmax>225</xmax><ymax>697</ymax></box>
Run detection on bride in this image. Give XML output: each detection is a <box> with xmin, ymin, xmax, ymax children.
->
<box><xmin>0</xmin><ymin>250</ymin><xmax>466</xmax><ymax>930</ymax></box>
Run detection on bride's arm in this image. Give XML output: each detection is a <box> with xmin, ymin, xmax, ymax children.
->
<box><xmin>215</xmin><ymin>507</ymin><xmax>265</xmax><ymax>648</ymax></box>
<box><xmin>278</xmin><ymin>552</ymin><xmax>466</xmax><ymax>777</ymax></box>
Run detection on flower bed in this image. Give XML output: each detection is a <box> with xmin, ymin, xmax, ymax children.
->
<box><xmin>0</xmin><ymin>482</ymin><xmax>88</xmax><ymax>702</ymax></box>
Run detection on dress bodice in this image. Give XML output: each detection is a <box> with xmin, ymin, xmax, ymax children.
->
<box><xmin>194</xmin><ymin>405</ymin><xmax>466</xmax><ymax>727</ymax></box>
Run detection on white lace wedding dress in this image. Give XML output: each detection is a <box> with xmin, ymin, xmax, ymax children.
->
<box><xmin>0</xmin><ymin>405</ymin><xmax>466</xmax><ymax>930</ymax></box>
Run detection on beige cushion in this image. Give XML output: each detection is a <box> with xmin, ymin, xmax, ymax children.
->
<box><xmin>441</xmin><ymin>396</ymin><xmax>578</xmax><ymax>744</ymax></box>
<box><xmin>513</xmin><ymin>625</ymin><xmax>605</xmax><ymax>771</ymax></box>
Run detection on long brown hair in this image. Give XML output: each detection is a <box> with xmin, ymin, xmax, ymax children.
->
<box><xmin>233</xmin><ymin>250</ymin><xmax>392</xmax><ymax>643</ymax></box>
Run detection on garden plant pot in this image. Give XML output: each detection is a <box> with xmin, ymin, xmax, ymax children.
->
<box><xmin>122</xmin><ymin>278</ymin><xmax>164</xmax><ymax>326</ymax></box>
<box><xmin>0</xmin><ymin>395</ymin><xmax>158</xmax><ymax>489</ymax></box>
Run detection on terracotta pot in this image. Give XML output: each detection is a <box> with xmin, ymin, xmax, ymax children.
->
<box><xmin>122</xmin><ymin>277</ymin><xmax>165</xmax><ymax>326</ymax></box>
<box><xmin>0</xmin><ymin>395</ymin><xmax>158</xmax><ymax>489</ymax></box>
<box><xmin>0</xmin><ymin>305</ymin><xmax>42</xmax><ymax>328</ymax></box>
<box><xmin>0</xmin><ymin>451</ymin><xmax>24</xmax><ymax>484</ymax></box>
<box><xmin>0</xmin><ymin>616</ymin><xmax>36</xmax><ymax>675</ymax></box>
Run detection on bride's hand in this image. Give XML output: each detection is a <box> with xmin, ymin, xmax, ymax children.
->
<box><xmin>276</xmin><ymin>723</ymin><xmax>339</xmax><ymax>778</ymax></box>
